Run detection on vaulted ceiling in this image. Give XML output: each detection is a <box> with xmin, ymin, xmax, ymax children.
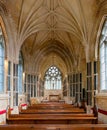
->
<box><xmin>0</xmin><ymin>0</ymin><xmax>107</xmax><ymax>77</ymax></box>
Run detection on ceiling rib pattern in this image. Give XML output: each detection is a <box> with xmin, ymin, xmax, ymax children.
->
<box><xmin>1</xmin><ymin>0</ymin><xmax>104</xmax><ymax>74</ymax></box>
<box><xmin>19</xmin><ymin>0</ymin><xmax>87</xmax><ymax>73</ymax></box>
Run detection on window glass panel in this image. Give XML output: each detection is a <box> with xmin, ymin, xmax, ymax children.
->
<box><xmin>18</xmin><ymin>53</ymin><xmax>23</xmax><ymax>94</ymax></box>
<box><xmin>44</xmin><ymin>66</ymin><xmax>62</xmax><ymax>90</ymax></box>
<box><xmin>100</xmin><ymin>20</ymin><xmax>107</xmax><ymax>90</ymax></box>
<box><xmin>7</xmin><ymin>76</ymin><xmax>10</xmax><ymax>91</ymax></box>
<box><xmin>0</xmin><ymin>83</ymin><xmax>3</xmax><ymax>92</ymax></box>
<box><xmin>0</xmin><ymin>26</ymin><xmax>4</xmax><ymax>93</ymax></box>
<box><xmin>7</xmin><ymin>61</ymin><xmax>11</xmax><ymax>92</ymax></box>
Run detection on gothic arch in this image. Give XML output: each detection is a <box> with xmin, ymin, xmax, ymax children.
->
<box><xmin>0</xmin><ymin>15</ymin><xmax>8</xmax><ymax>58</ymax></box>
<box><xmin>95</xmin><ymin>15</ymin><xmax>107</xmax><ymax>60</ymax></box>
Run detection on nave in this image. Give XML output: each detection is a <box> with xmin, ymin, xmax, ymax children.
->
<box><xmin>0</xmin><ymin>100</ymin><xmax>107</xmax><ymax>130</ymax></box>
<box><xmin>0</xmin><ymin>0</ymin><xmax>107</xmax><ymax>129</ymax></box>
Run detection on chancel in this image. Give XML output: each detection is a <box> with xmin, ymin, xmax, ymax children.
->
<box><xmin>0</xmin><ymin>0</ymin><xmax>107</xmax><ymax>129</ymax></box>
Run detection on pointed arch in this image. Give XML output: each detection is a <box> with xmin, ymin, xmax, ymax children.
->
<box><xmin>0</xmin><ymin>23</ymin><xmax>5</xmax><ymax>92</ymax></box>
<box><xmin>0</xmin><ymin>16</ymin><xmax>8</xmax><ymax>58</ymax></box>
<box><xmin>95</xmin><ymin>15</ymin><xmax>107</xmax><ymax>60</ymax></box>
<box><xmin>99</xmin><ymin>17</ymin><xmax>107</xmax><ymax>91</ymax></box>
<box><xmin>44</xmin><ymin>65</ymin><xmax>62</xmax><ymax>90</ymax></box>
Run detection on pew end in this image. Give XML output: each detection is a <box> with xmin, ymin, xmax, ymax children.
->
<box><xmin>6</xmin><ymin>105</ymin><xmax>11</xmax><ymax>119</ymax></box>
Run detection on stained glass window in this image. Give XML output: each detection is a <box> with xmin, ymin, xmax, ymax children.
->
<box><xmin>44</xmin><ymin>66</ymin><xmax>62</xmax><ymax>90</ymax></box>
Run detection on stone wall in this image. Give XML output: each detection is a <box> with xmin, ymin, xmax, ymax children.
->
<box><xmin>0</xmin><ymin>94</ymin><xmax>26</xmax><ymax>124</ymax></box>
<box><xmin>0</xmin><ymin>94</ymin><xmax>9</xmax><ymax>124</ymax></box>
<box><xmin>96</xmin><ymin>93</ymin><xmax>107</xmax><ymax>124</ymax></box>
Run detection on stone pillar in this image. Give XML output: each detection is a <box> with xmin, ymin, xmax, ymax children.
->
<box><xmin>10</xmin><ymin>62</ymin><xmax>13</xmax><ymax>107</ymax></box>
<box><xmin>4</xmin><ymin>59</ymin><xmax>8</xmax><ymax>93</ymax></box>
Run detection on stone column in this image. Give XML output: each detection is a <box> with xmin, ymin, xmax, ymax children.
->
<box><xmin>10</xmin><ymin>62</ymin><xmax>13</xmax><ymax>107</ymax></box>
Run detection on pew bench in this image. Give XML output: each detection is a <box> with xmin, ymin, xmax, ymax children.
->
<box><xmin>8</xmin><ymin>113</ymin><xmax>95</xmax><ymax>118</ymax></box>
<box><xmin>27</xmin><ymin>106</ymin><xmax>75</xmax><ymax>110</ymax></box>
<box><xmin>27</xmin><ymin>103</ymin><xmax>75</xmax><ymax>109</ymax></box>
<box><xmin>19</xmin><ymin>108</ymin><xmax>85</xmax><ymax>114</ymax></box>
<box><xmin>6</xmin><ymin>114</ymin><xmax>97</xmax><ymax>124</ymax></box>
<box><xmin>1</xmin><ymin>124</ymin><xmax>107</xmax><ymax>130</ymax></box>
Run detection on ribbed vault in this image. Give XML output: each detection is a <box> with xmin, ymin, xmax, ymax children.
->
<box><xmin>1</xmin><ymin>0</ymin><xmax>106</xmax><ymax>75</ymax></box>
<box><xmin>22</xmin><ymin>39</ymin><xmax>75</xmax><ymax>77</ymax></box>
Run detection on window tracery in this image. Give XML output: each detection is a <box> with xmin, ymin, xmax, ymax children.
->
<box><xmin>44</xmin><ymin>66</ymin><xmax>62</xmax><ymax>90</ymax></box>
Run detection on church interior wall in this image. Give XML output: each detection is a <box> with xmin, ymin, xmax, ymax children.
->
<box><xmin>1</xmin><ymin>0</ymin><xmax>107</xmax><ymax>124</ymax></box>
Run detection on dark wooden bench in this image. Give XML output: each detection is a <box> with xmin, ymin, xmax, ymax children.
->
<box><xmin>8</xmin><ymin>113</ymin><xmax>95</xmax><ymax>118</ymax></box>
<box><xmin>0</xmin><ymin>124</ymin><xmax>107</xmax><ymax>130</ymax></box>
<box><xmin>19</xmin><ymin>108</ymin><xmax>85</xmax><ymax>114</ymax></box>
<box><xmin>27</xmin><ymin>104</ymin><xmax>75</xmax><ymax>109</ymax></box>
<box><xmin>6</xmin><ymin>103</ymin><xmax>98</xmax><ymax>125</ymax></box>
<box><xmin>6</xmin><ymin>113</ymin><xmax>97</xmax><ymax>124</ymax></box>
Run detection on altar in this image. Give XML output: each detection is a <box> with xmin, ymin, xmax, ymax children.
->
<box><xmin>49</xmin><ymin>95</ymin><xmax>59</xmax><ymax>102</ymax></box>
<box><xmin>41</xmin><ymin>94</ymin><xmax>65</xmax><ymax>103</ymax></box>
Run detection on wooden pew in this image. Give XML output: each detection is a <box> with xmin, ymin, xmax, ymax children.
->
<box><xmin>6</xmin><ymin>103</ymin><xmax>98</xmax><ymax>125</ymax></box>
<box><xmin>6</xmin><ymin>113</ymin><xmax>97</xmax><ymax>124</ymax></box>
<box><xmin>26</xmin><ymin>103</ymin><xmax>84</xmax><ymax>111</ymax></box>
<box><xmin>27</xmin><ymin>103</ymin><xmax>74</xmax><ymax>107</ymax></box>
<box><xmin>27</xmin><ymin>104</ymin><xmax>74</xmax><ymax>109</ymax></box>
<box><xmin>1</xmin><ymin>124</ymin><xmax>107</xmax><ymax>130</ymax></box>
<box><xmin>8</xmin><ymin>113</ymin><xmax>95</xmax><ymax>118</ymax></box>
<box><xmin>19</xmin><ymin>108</ymin><xmax>85</xmax><ymax>114</ymax></box>
<box><xmin>19</xmin><ymin>102</ymin><xmax>86</xmax><ymax>114</ymax></box>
